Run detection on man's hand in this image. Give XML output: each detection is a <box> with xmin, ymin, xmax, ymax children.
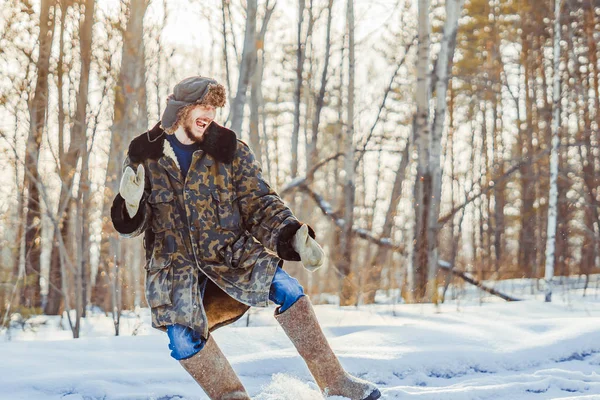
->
<box><xmin>292</xmin><ymin>224</ymin><xmax>324</xmax><ymax>272</ymax></box>
<box><xmin>119</xmin><ymin>164</ymin><xmax>145</xmax><ymax>218</ymax></box>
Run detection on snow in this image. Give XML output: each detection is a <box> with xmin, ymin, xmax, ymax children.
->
<box><xmin>2</xmin><ymin>279</ymin><xmax>600</xmax><ymax>400</ymax></box>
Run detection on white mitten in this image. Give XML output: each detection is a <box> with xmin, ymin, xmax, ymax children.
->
<box><xmin>119</xmin><ymin>164</ymin><xmax>145</xmax><ymax>218</ymax></box>
<box><xmin>292</xmin><ymin>224</ymin><xmax>324</xmax><ymax>272</ymax></box>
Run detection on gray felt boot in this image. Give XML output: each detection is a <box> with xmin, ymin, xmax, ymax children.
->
<box><xmin>179</xmin><ymin>335</ymin><xmax>251</xmax><ymax>400</ymax></box>
<box><xmin>274</xmin><ymin>295</ymin><xmax>381</xmax><ymax>400</ymax></box>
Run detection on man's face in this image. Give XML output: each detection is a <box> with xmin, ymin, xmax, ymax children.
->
<box><xmin>183</xmin><ymin>104</ymin><xmax>217</xmax><ymax>143</ymax></box>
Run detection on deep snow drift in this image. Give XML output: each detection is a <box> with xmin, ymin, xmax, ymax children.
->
<box><xmin>2</xmin><ymin>278</ymin><xmax>600</xmax><ymax>400</ymax></box>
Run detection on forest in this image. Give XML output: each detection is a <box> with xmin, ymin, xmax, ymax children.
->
<box><xmin>1</xmin><ymin>0</ymin><xmax>599</xmax><ymax>338</ymax></box>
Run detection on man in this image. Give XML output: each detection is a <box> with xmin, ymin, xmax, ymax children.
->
<box><xmin>110</xmin><ymin>76</ymin><xmax>380</xmax><ymax>400</ymax></box>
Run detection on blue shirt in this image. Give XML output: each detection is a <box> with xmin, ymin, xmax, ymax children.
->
<box><xmin>166</xmin><ymin>134</ymin><xmax>200</xmax><ymax>179</ymax></box>
<box><xmin>165</xmin><ymin>134</ymin><xmax>207</xmax><ymax>292</ymax></box>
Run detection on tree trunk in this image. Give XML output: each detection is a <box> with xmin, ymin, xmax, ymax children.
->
<box><xmin>410</xmin><ymin>0</ymin><xmax>432</xmax><ymax>302</ymax></box>
<box><xmin>249</xmin><ymin>0</ymin><xmax>276</xmax><ymax>164</ymax></box>
<box><xmin>77</xmin><ymin>0</ymin><xmax>95</xmax><ymax>321</ymax></box>
<box><xmin>308</xmin><ymin>0</ymin><xmax>334</xmax><ymax>181</ymax></box>
<box><xmin>229</xmin><ymin>0</ymin><xmax>257</xmax><ymax>134</ymax></box>
<box><xmin>21</xmin><ymin>0</ymin><xmax>56</xmax><ymax>310</ymax></box>
<box><xmin>492</xmin><ymin>92</ymin><xmax>505</xmax><ymax>275</ymax></box>
<box><xmin>425</xmin><ymin>0</ymin><xmax>464</xmax><ymax>301</ymax></box>
<box><xmin>363</xmin><ymin>142</ymin><xmax>410</xmax><ymax>304</ymax></box>
<box><xmin>291</xmin><ymin>0</ymin><xmax>306</xmax><ymax>178</ymax></box>
<box><xmin>45</xmin><ymin>0</ymin><xmax>69</xmax><ymax>315</ymax></box>
<box><xmin>544</xmin><ymin>0</ymin><xmax>562</xmax><ymax>302</ymax></box>
<box><xmin>96</xmin><ymin>0</ymin><xmax>149</xmax><ymax>315</ymax></box>
<box><xmin>338</xmin><ymin>0</ymin><xmax>356</xmax><ymax>306</ymax></box>
<box><xmin>518</xmin><ymin>25</ymin><xmax>536</xmax><ymax>279</ymax></box>
<box><xmin>221</xmin><ymin>0</ymin><xmax>233</xmax><ymax>102</ymax></box>
<box><xmin>249</xmin><ymin>46</ymin><xmax>263</xmax><ymax>163</ymax></box>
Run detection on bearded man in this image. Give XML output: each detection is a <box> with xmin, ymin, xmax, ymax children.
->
<box><xmin>110</xmin><ymin>75</ymin><xmax>381</xmax><ymax>400</ymax></box>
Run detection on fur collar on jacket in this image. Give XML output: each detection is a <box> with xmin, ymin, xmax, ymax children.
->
<box><xmin>128</xmin><ymin>121</ymin><xmax>238</xmax><ymax>165</ymax></box>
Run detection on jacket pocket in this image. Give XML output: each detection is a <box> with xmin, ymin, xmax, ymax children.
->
<box><xmin>221</xmin><ymin>232</ymin><xmax>261</xmax><ymax>270</ymax></box>
<box><xmin>148</xmin><ymin>188</ymin><xmax>176</xmax><ymax>232</ymax></box>
<box><xmin>144</xmin><ymin>252</ymin><xmax>173</xmax><ymax>308</ymax></box>
<box><xmin>211</xmin><ymin>189</ymin><xmax>241</xmax><ymax>231</ymax></box>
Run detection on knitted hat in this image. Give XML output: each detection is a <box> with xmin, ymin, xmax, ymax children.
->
<box><xmin>160</xmin><ymin>76</ymin><xmax>226</xmax><ymax>131</ymax></box>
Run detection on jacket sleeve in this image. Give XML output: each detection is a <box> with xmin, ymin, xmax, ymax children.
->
<box><xmin>110</xmin><ymin>155</ymin><xmax>152</xmax><ymax>238</ymax></box>
<box><xmin>233</xmin><ymin>141</ymin><xmax>315</xmax><ymax>261</ymax></box>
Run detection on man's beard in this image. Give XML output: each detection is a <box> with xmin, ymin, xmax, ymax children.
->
<box><xmin>183</xmin><ymin>121</ymin><xmax>204</xmax><ymax>143</ymax></box>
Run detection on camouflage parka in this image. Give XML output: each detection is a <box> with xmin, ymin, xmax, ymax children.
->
<box><xmin>110</xmin><ymin>121</ymin><xmax>315</xmax><ymax>339</ymax></box>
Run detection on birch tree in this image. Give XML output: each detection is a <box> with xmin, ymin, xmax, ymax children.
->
<box><xmin>45</xmin><ymin>0</ymin><xmax>71</xmax><ymax>316</ymax></box>
<box><xmin>229</xmin><ymin>0</ymin><xmax>257</xmax><ymax>134</ymax></box>
<box><xmin>410</xmin><ymin>0</ymin><xmax>432</xmax><ymax>302</ymax></box>
<box><xmin>21</xmin><ymin>0</ymin><xmax>56</xmax><ymax>310</ymax></box>
<box><xmin>425</xmin><ymin>0</ymin><xmax>464</xmax><ymax>301</ymax></box>
<box><xmin>544</xmin><ymin>0</ymin><xmax>562</xmax><ymax>303</ymax></box>
<box><xmin>338</xmin><ymin>0</ymin><xmax>356</xmax><ymax>306</ymax></box>
<box><xmin>411</xmin><ymin>0</ymin><xmax>463</xmax><ymax>302</ymax></box>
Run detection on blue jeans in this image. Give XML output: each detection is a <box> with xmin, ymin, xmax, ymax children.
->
<box><xmin>167</xmin><ymin>324</ymin><xmax>207</xmax><ymax>360</ymax></box>
<box><xmin>269</xmin><ymin>265</ymin><xmax>305</xmax><ymax>314</ymax></box>
<box><xmin>167</xmin><ymin>266</ymin><xmax>304</xmax><ymax>360</ymax></box>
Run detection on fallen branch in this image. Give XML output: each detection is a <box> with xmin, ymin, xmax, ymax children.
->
<box><xmin>297</xmin><ymin>183</ymin><xmax>405</xmax><ymax>252</ymax></box>
<box><xmin>438</xmin><ymin>260</ymin><xmax>521</xmax><ymax>302</ymax></box>
<box><xmin>295</xmin><ymin>181</ymin><xmax>519</xmax><ymax>302</ymax></box>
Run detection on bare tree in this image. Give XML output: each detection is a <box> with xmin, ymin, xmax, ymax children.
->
<box><xmin>363</xmin><ymin>141</ymin><xmax>410</xmax><ymax>304</ymax></box>
<box><xmin>21</xmin><ymin>0</ymin><xmax>56</xmax><ymax>310</ymax></box>
<box><xmin>97</xmin><ymin>0</ymin><xmax>149</xmax><ymax>335</ymax></box>
<box><xmin>337</xmin><ymin>0</ymin><xmax>356</xmax><ymax>306</ymax></box>
<box><xmin>229</xmin><ymin>0</ymin><xmax>257</xmax><ymax>134</ymax></box>
<box><xmin>544</xmin><ymin>0</ymin><xmax>563</xmax><ymax>302</ymax></box>
<box><xmin>249</xmin><ymin>0</ymin><xmax>277</xmax><ymax>164</ymax></box>
<box><xmin>66</xmin><ymin>0</ymin><xmax>96</xmax><ymax>336</ymax></box>
<box><xmin>410</xmin><ymin>0</ymin><xmax>432</xmax><ymax>302</ymax></box>
<box><xmin>411</xmin><ymin>0</ymin><xmax>463</xmax><ymax>302</ymax></box>
<box><xmin>291</xmin><ymin>0</ymin><xmax>306</xmax><ymax>178</ymax></box>
<box><xmin>307</xmin><ymin>0</ymin><xmax>334</xmax><ymax>180</ymax></box>
<box><xmin>425</xmin><ymin>0</ymin><xmax>464</xmax><ymax>301</ymax></box>
<box><xmin>45</xmin><ymin>0</ymin><xmax>71</xmax><ymax>315</ymax></box>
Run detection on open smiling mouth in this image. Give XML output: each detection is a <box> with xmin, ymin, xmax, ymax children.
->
<box><xmin>196</xmin><ymin>119</ymin><xmax>210</xmax><ymax>129</ymax></box>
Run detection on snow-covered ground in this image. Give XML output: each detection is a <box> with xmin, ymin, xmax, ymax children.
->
<box><xmin>2</xmin><ymin>277</ymin><xmax>600</xmax><ymax>400</ymax></box>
